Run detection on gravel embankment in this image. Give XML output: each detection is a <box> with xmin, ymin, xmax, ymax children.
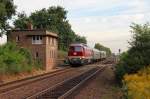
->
<box><xmin>74</xmin><ymin>65</ymin><xmax>123</xmax><ymax>99</ymax></box>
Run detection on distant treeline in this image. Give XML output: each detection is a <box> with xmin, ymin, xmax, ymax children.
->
<box><xmin>13</xmin><ymin>6</ymin><xmax>87</xmax><ymax>51</ymax></box>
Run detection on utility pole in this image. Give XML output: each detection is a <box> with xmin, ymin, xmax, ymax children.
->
<box><xmin>118</xmin><ymin>49</ymin><xmax>121</xmax><ymax>55</ymax></box>
<box><xmin>117</xmin><ymin>49</ymin><xmax>121</xmax><ymax>62</ymax></box>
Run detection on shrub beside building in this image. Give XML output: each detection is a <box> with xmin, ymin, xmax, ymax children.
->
<box><xmin>0</xmin><ymin>42</ymin><xmax>40</xmax><ymax>74</ymax></box>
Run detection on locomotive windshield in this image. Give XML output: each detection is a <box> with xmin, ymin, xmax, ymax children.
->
<box><xmin>75</xmin><ymin>46</ymin><xmax>82</xmax><ymax>51</ymax></box>
<box><xmin>69</xmin><ymin>46</ymin><xmax>83</xmax><ymax>52</ymax></box>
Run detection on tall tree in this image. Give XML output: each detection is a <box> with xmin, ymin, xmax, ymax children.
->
<box><xmin>30</xmin><ymin>6</ymin><xmax>67</xmax><ymax>32</ymax></box>
<box><xmin>128</xmin><ymin>23</ymin><xmax>150</xmax><ymax>66</ymax></box>
<box><xmin>75</xmin><ymin>35</ymin><xmax>87</xmax><ymax>44</ymax></box>
<box><xmin>14</xmin><ymin>12</ymin><xmax>29</xmax><ymax>29</ymax></box>
<box><xmin>0</xmin><ymin>0</ymin><xmax>16</xmax><ymax>35</ymax></box>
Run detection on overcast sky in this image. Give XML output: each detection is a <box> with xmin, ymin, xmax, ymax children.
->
<box><xmin>1</xmin><ymin>0</ymin><xmax>150</xmax><ymax>53</ymax></box>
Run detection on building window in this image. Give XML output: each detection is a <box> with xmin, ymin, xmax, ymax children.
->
<box><xmin>52</xmin><ymin>38</ymin><xmax>54</xmax><ymax>45</ymax></box>
<box><xmin>54</xmin><ymin>39</ymin><xmax>55</xmax><ymax>45</ymax></box>
<box><xmin>35</xmin><ymin>52</ymin><xmax>39</xmax><ymax>58</ymax></box>
<box><xmin>52</xmin><ymin>50</ymin><xmax>53</xmax><ymax>58</ymax></box>
<box><xmin>16</xmin><ymin>36</ymin><xmax>20</xmax><ymax>42</ymax></box>
<box><xmin>32</xmin><ymin>35</ymin><xmax>42</xmax><ymax>44</ymax></box>
<box><xmin>54</xmin><ymin>51</ymin><xmax>55</xmax><ymax>58</ymax></box>
<box><xmin>50</xmin><ymin>50</ymin><xmax>54</xmax><ymax>58</ymax></box>
<box><xmin>55</xmin><ymin>39</ymin><xmax>57</xmax><ymax>46</ymax></box>
<box><xmin>49</xmin><ymin>37</ymin><xmax>51</xmax><ymax>45</ymax></box>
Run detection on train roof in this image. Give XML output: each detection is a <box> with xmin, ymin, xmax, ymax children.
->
<box><xmin>69</xmin><ymin>43</ymin><xmax>87</xmax><ymax>47</ymax></box>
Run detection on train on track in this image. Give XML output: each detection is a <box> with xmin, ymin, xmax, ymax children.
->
<box><xmin>68</xmin><ymin>43</ymin><xmax>107</xmax><ymax>66</ymax></box>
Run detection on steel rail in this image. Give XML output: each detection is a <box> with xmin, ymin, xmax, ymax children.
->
<box><xmin>0</xmin><ymin>67</ymin><xmax>73</xmax><ymax>93</ymax></box>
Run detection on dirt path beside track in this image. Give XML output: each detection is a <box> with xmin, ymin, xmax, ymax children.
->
<box><xmin>74</xmin><ymin>64</ymin><xmax>123</xmax><ymax>99</ymax></box>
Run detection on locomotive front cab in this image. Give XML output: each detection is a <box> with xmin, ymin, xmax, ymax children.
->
<box><xmin>68</xmin><ymin>45</ymin><xmax>85</xmax><ymax>65</ymax></box>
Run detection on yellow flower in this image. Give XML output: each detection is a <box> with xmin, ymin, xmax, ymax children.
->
<box><xmin>124</xmin><ymin>66</ymin><xmax>150</xmax><ymax>99</ymax></box>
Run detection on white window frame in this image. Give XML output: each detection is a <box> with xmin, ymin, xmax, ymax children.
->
<box><xmin>32</xmin><ymin>35</ymin><xmax>43</xmax><ymax>44</ymax></box>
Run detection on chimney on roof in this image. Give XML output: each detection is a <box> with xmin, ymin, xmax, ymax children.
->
<box><xmin>27</xmin><ymin>22</ymin><xmax>33</xmax><ymax>30</ymax></box>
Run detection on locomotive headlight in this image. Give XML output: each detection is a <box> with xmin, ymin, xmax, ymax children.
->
<box><xmin>79</xmin><ymin>57</ymin><xmax>83</xmax><ymax>60</ymax></box>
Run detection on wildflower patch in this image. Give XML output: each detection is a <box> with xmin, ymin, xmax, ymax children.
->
<box><xmin>124</xmin><ymin>67</ymin><xmax>150</xmax><ymax>99</ymax></box>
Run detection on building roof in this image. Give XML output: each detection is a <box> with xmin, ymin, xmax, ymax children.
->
<box><xmin>11</xmin><ymin>29</ymin><xmax>58</xmax><ymax>38</ymax></box>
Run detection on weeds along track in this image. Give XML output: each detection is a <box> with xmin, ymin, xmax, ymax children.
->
<box><xmin>26</xmin><ymin>66</ymin><xmax>105</xmax><ymax>99</ymax></box>
<box><xmin>0</xmin><ymin>67</ymin><xmax>73</xmax><ymax>93</ymax></box>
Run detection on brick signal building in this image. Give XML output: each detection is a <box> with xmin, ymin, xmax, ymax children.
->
<box><xmin>8</xmin><ymin>29</ymin><xmax>58</xmax><ymax>70</ymax></box>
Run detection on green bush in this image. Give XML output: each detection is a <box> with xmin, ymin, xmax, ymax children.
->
<box><xmin>0</xmin><ymin>42</ymin><xmax>41</xmax><ymax>74</ymax></box>
<box><xmin>115</xmin><ymin>23</ymin><xmax>150</xmax><ymax>83</ymax></box>
<box><xmin>116</xmin><ymin>50</ymin><xmax>149</xmax><ymax>83</ymax></box>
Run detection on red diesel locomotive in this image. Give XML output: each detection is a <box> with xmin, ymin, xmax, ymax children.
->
<box><xmin>68</xmin><ymin>43</ymin><xmax>92</xmax><ymax>65</ymax></box>
<box><xmin>68</xmin><ymin>43</ymin><xmax>107</xmax><ymax>66</ymax></box>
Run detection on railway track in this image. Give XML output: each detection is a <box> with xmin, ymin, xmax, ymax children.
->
<box><xmin>26</xmin><ymin>66</ymin><xmax>105</xmax><ymax>99</ymax></box>
<box><xmin>0</xmin><ymin>65</ymin><xmax>99</xmax><ymax>99</ymax></box>
<box><xmin>0</xmin><ymin>67</ymin><xmax>73</xmax><ymax>93</ymax></box>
